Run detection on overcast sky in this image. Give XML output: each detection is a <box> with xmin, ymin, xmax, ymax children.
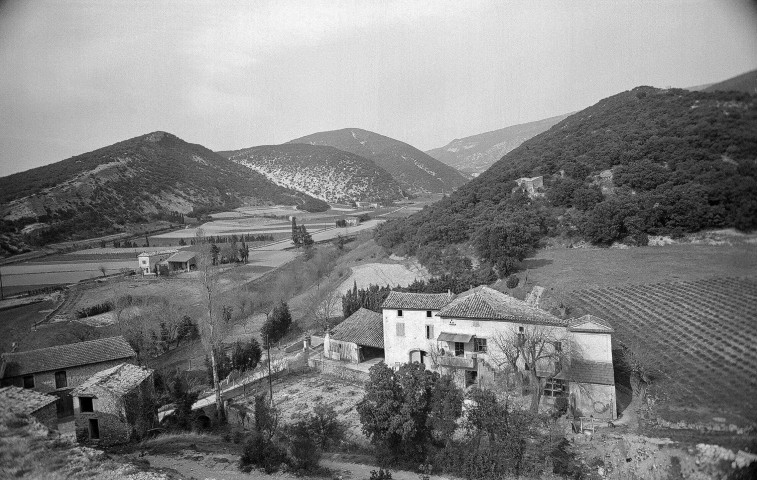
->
<box><xmin>1</xmin><ymin>0</ymin><xmax>756</xmax><ymax>177</ymax></box>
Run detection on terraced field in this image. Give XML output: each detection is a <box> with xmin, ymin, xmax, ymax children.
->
<box><xmin>570</xmin><ymin>276</ymin><xmax>757</xmax><ymax>425</ymax></box>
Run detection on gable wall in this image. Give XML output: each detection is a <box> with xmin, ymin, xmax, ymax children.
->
<box><xmin>571</xmin><ymin>332</ymin><xmax>612</xmax><ymax>363</ymax></box>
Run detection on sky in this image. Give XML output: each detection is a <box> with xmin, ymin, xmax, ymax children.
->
<box><xmin>0</xmin><ymin>0</ymin><xmax>756</xmax><ymax>177</ymax></box>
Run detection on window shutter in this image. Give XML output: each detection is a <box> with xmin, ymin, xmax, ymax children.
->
<box><xmin>396</xmin><ymin>323</ymin><xmax>405</xmax><ymax>337</ymax></box>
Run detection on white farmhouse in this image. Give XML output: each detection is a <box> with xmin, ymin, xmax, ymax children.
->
<box><xmin>381</xmin><ymin>286</ymin><xmax>617</xmax><ymax>419</ymax></box>
<box><xmin>136</xmin><ymin>250</ymin><xmax>177</xmax><ymax>275</ymax></box>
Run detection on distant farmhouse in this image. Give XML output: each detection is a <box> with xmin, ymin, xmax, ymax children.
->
<box><xmin>0</xmin><ymin>336</ymin><xmax>137</xmax><ymax>419</ymax></box>
<box><xmin>0</xmin><ymin>386</ymin><xmax>59</xmax><ymax>430</ymax></box>
<box><xmin>515</xmin><ymin>175</ymin><xmax>544</xmax><ymax>196</ymax></box>
<box><xmin>380</xmin><ymin>286</ymin><xmax>617</xmax><ymax>419</ymax></box>
<box><xmin>72</xmin><ymin>363</ymin><xmax>156</xmax><ymax>445</ymax></box>
<box><xmin>165</xmin><ymin>251</ymin><xmax>197</xmax><ymax>273</ymax></box>
<box><xmin>355</xmin><ymin>201</ymin><xmax>379</xmax><ymax>209</ymax></box>
<box><xmin>137</xmin><ymin>250</ymin><xmax>177</xmax><ymax>275</ymax></box>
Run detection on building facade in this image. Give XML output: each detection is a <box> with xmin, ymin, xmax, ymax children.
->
<box><xmin>72</xmin><ymin>363</ymin><xmax>156</xmax><ymax>446</ymax></box>
<box><xmin>0</xmin><ymin>336</ymin><xmax>137</xmax><ymax>418</ymax></box>
<box><xmin>381</xmin><ymin>286</ymin><xmax>617</xmax><ymax>419</ymax></box>
<box><xmin>137</xmin><ymin>250</ymin><xmax>177</xmax><ymax>275</ymax></box>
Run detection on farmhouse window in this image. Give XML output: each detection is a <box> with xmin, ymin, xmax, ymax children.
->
<box><xmin>474</xmin><ymin>338</ymin><xmax>488</xmax><ymax>353</ymax></box>
<box><xmin>79</xmin><ymin>397</ymin><xmax>94</xmax><ymax>413</ymax></box>
<box><xmin>454</xmin><ymin>342</ymin><xmax>465</xmax><ymax>357</ymax></box>
<box><xmin>396</xmin><ymin>323</ymin><xmax>405</xmax><ymax>337</ymax></box>
<box><xmin>517</xmin><ymin>326</ymin><xmax>525</xmax><ymax>345</ymax></box>
<box><xmin>425</xmin><ymin>325</ymin><xmax>434</xmax><ymax>340</ymax></box>
<box><xmin>397</xmin><ymin>309</ymin><xmax>403</xmax><ymax>317</ymax></box>
<box><xmin>544</xmin><ymin>378</ymin><xmax>566</xmax><ymax>397</ymax></box>
<box><xmin>426</xmin><ymin>310</ymin><xmax>432</xmax><ymax>318</ymax></box>
<box><xmin>88</xmin><ymin>419</ymin><xmax>100</xmax><ymax>440</ymax></box>
<box><xmin>55</xmin><ymin>371</ymin><xmax>67</xmax><ymax>389</ymax></box>
<box><xmin>554</xmin><ymin>341</ymin><xmax>562</xmax><ymax>352</ymax></box>
<box><xmin>22</xmin><ymin>375</ymin><xmax>34</xmax><ymax>389</ymax></box>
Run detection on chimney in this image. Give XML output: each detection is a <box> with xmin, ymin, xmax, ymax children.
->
<box><xmin>447</xmin><ymin>289</ymin><xmax>452</xmax><ymax>299</ymax></box>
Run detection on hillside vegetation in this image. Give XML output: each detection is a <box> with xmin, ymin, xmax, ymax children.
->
<box><xmin>219</xmin><ymin>143</ymin><xmax>404</xmax><ymax>203</ymax></box>
<box><xmin>0</xmin><ymin>132</ymin><xmax>327</xmax><ymax>252</ymax></box>
<box><xmin>289</xmin><ymin>128</ymin><xmax>469</xmax><ymax>194</ymax></box>
<box><xmin>426</xmin><ymin>113</ymin><xmax>571</xmax><ymax>175</ymax></box>
<box><xmin>376</xmin><ymin>87</ymin><xmax>757</xmax><ymax>275</ymax></box>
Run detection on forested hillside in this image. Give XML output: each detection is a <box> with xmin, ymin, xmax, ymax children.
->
<box><xmin>376</xmin><ymin>87</ymin><xmax>757</xmax><ymax>276</ymax></box>
<box><xmin>289</xmin><ymin>128</ymin><xmax>469</xmax><ymax>194</ymax></box>
<box><xmin>219</xmin><ymin>143</ymin><xmax>404</xmax><ymax>203</ymax></box>
<box><xmin>0</xmin><ymin>132</ymin><xmax>327</xmax><ymax>251</ymax></box>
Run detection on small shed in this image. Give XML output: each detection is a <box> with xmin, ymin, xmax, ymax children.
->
<box><xmin>166</xmin><ymin>251</ymin><xmax>197</xmax><ymax>273</ymax></box>
<box><xmin>72</xmin><ymin>363</ymin><xmax>156</xmax><ymax>446</ymax></box>
<box><xmin>554</xmin><ymin>360</ymin><xmax>617</xmax><ymax>420</ymax></box>
<box><xmin>0</xmin><ymin>386</ymin><xmax>59</xmax><ymax>430</ymax></box>
<box><xmin>324</xmin><ymin>308</ymin><xmax>384</xmax><ymax>364</ymax></box>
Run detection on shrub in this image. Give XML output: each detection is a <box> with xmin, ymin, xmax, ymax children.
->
<box><xmin>238</xmin><ymin>431</ymin><xmax>287</xmax><ymax>474</ymax></box>
<box><xmin>506</xmin><ymin>274</ymin><xmax>519</xmax><ymax>289</ymax></box>
<box><xmin>286</xmin><ymin>420</ymin><xmax>321</xmax><ymax>472</ymax></box>
<box><xmin>369</xmin><ymin>469</ymin><xmax>393</xmax><ymax>480</ymax></box>
<box><xmin>76</xmin><ymin>302</ymin><xmax>112</xmax><ymax>318</ymax></box>
<box><xmin>306</xmin><ymin>403</ymin><xmax>345</xmax><ymax>450</ymax></box>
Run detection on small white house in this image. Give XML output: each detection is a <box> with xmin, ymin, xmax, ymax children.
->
<box><xmin>136</xmin><ymin>250</ymin><xmax>177</xmax><ymax>275</ymax></box>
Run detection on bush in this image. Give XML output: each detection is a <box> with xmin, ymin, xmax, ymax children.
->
<box><xmin>505</xmin><ymin>274</ymin><xmax>519</xmax><ymax>289</ymax></box>
<box><xmin>239</xmin><ymin>431</ymin><xmax>287</xmax><ymax>474</ymax></box>
<box><xmin>286</xmin><ymin>421</ymin><xmax>321</xmax><ymax>472</ymax></box>
<box><xmin>76</xmin><ymin>302</ymin><xmax>112</xmax><ymax>318</ymax></box>
<box><xmin>305</xmin><ymin>403</ymin><xmax>345</xmax><ymax>450</ymax></box>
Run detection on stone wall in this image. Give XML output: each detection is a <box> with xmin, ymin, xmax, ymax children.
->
<box><xmin>74</xmin><ymin>373</ymin><xmax>154</xmax><ymax>446</ymax></box>
<box><xmin>310</xmin><ymin>357</ymin><xmax>368</xmax><ymax>383</ymax></box>
<box><xmin>569</xmin><ymin>382</ymin><xmax>616</xmax><ymax>420</ymax></box>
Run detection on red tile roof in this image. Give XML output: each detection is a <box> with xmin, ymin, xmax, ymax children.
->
<box><xmin>330</xmin><ymin>308</ymin><xmax>384</xmax><ymax>349</ymax></box>
<box><xmin>381</xmin><ymin>291</ymin><xmax>454</xmax><ymax>310</ymax></box>
<box><xmin>438</xmin><ymin>286</ymin><xmax>566</xmax><ymax>326</ymax></box>
<box><xmin>1</xmin><ymin>336</ymin><xmax>136</xmax><ymax>377</ymax></box>
<box><xmin>0</xmin><ymin>386</ymin><xmax>58</xmax><ymax>415</ymax></box>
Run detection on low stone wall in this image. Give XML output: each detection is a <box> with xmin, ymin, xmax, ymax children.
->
<box><xmin>309</xmin><ymin>357</ymin><xmax>368</xmax><ymax>384</ymax></box>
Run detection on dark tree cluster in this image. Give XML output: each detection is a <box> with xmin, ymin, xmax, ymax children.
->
<box><xmin>261</xmin><ymin>300</ymin><xmax>293</xmax><ymax>345</ymax></box>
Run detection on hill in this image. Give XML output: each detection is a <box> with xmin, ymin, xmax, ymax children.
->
<box><xmin>375</xmin><ymin>86</ymin><xmax>757</xmax><ymax>275</ymax></box>
<box><xmin>218</xmin><ymin>143</ymin><xmax>404</xmax><ymax>204</ymax></box>
<box><xmin>426</xmin><ymin>113</ymin><xmax>572</xmax><ymax>175</ymax></box>
<box><xmin>288</xmin><ymin>128</ymin><xmax>469</xmax><ymax>194</ymax></box>
<box><xmin>0</xmin><ymin>131</ymin><xmax>328</xmax><ymax>252</ymax></box>
<box><xmin>703</xmin><ymin>68</ymin><xmax>757</xmax><ymax>95</ymax></box>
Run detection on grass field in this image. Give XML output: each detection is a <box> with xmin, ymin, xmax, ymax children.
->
<box><xmin>570</xmin><ymin>276</ymin><xmax>757</xmax><ymax>426</ymax></box>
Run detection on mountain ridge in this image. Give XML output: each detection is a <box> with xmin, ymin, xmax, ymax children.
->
<box><xmin>288</xmin><ymin>128</ymin><xmax>469</xmax><ymax>194</ymax></box>
<box><xmin>426</xmin><ymin>113</ymin><xmax>572</xmax><ymax>175</ymax></box>
<box><xmin>218</xmin><ymin>143</ymin><xmax>405</xmax><ymax>203</ymax></box>
<box><xmin>0</xmin><ymin>131</ymin><xmax>328</xmax><ymax>250</ymax></box>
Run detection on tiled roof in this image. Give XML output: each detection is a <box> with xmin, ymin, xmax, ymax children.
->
<box><xmin>381</xmin><ymin>291</ymin><xmax>454</xmax><ymax>310</ymax></box>
<box><xmin>1</xmin><ymin>336</ymin><xmax>136</xmax><ymax>377</ymax></box>
<box><xmin>0</xmin><ymin>386</ymin><xmax>58</xmax><ymax>415</ymax></box>
<box><xmin>72</xmin><ymin>363</ymin><xmax>153</xmax><ymax>397</ymax></box>
<box><xmin>554</xmin><ymin>360</ymin><xmax>615</xmax><ymax>385</ymax></box>
<box><xmin>330</xmin><ymin>308</ymin><xmax>384</xmax><ymax>349</ymax></box>
<box><xmin>437</xmin><ymin>286</ymin><xmax>566</xmax><ymax>326</ymax></box>
<box><xmin>167</xmin><ymin>251</ymin><xmax>196</xmax><ymax>263</ymax></box>
<box><xmin>137</xmin><ymin>250</ymin><xmax>177</xmax><ymax>257</ymax></box>
<box><xmin>567</xmin><ymin>314</ymin><xmax>614</xmax><ymax>333</ymax></box>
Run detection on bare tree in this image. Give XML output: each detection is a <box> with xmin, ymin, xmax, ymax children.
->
<box><xmin>195</xmin><ymin>235</ymin><xmax>230</xmax><ymax>421</ymax></box>
<box><xmin>491</xmin><ymin>322</ymin><xmax>570</xmax><ymax>413</ymax></box>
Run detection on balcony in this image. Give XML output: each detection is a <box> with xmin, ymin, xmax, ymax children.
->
<box><xmin>436</xmin><ymin>354</ymin><xmax>477</xmax><ymax>370</ymax></box>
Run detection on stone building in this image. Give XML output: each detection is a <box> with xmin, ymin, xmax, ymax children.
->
<box><xmin>72</xmin><ymin>363</ymin><xmax>156</xmax><ymax>446</ymax></box>
<box><xmin>0</xmin><ymin>336</ymin><xmax>137</xmax><ymax>418</ymax></box>
<box><xmin>381</xmin><ymin>286</ymin><xmax>617</xmax><ymax>419</ymax></box>
<box><xmin>0</xmin><ymin>386</ymin><xmax>59</xmax><ymax>430</ymax></box>
<box><xmin>324</xmin><ymin>308</ymin><xmax>384</xmax><ymax>364</ymax></box>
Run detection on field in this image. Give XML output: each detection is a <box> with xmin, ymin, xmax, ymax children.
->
<box><xmin>570</xmin><ymin>276</ymin><xmax>757</xmax><ymax>426</ymax></box>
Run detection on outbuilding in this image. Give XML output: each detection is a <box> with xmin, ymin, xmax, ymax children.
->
<box><xmin>324</xmin><ymin>308</ymin><xmax>384</xmax><ymax>364</ymax></box>
<box><xmin>166</xmin><ymin>251</ymin><xmax>197</xmax><ymax>273</ymax></box>
<box><xmin>0</xmin><ymin>386</ymin><xmax>59</xmax><ymax>430</ymax></box>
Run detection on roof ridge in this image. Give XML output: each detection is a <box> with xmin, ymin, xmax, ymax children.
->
<box><xmin>2</xmin><ymin>335</ymin><xmax>128</xmax><ymax>357</ymax></box>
